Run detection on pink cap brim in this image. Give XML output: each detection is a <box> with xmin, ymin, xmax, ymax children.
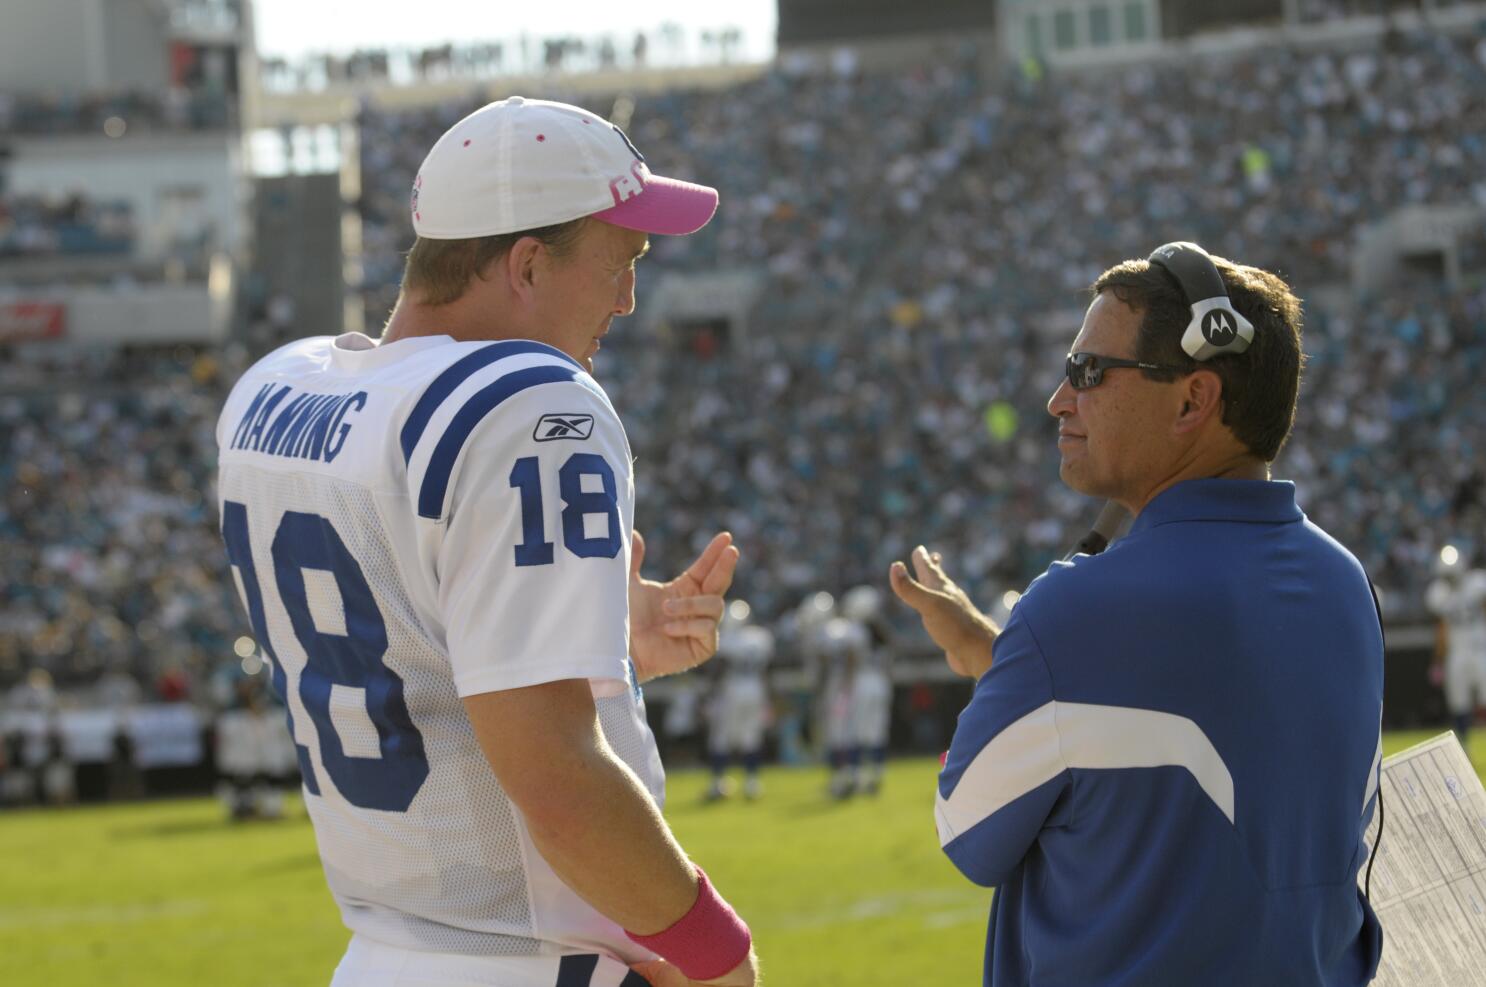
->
<box><xmin>593</xmin><ymin>174</ymin><xmax>719</xmax><ymax>236</ymax></box>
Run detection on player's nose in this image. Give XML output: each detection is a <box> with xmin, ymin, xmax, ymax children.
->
<box><xmin>614</xmin><ymin>268</ymin><xmax>637</xmax><ymax>317</ymax></box>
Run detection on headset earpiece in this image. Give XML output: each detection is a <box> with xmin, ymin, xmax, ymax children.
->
<box><xmin>1148</xmin><ymin>241</ymin><xmax>1255</xmax><ymax>362</ymax></box>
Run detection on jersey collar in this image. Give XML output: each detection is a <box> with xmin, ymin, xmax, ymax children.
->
<box><xmin>1129</xmin><ymin>478</ymin><xmax>1302</xmax><ymax>536</ymax></box>
<box><xmin>329</xmin><ymin>332</ymin><xmax>455</xmax><ymax>370</ymax></box>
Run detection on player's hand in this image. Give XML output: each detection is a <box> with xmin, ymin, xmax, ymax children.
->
<box><xmin>629</xmin><ymin>529</ymin><xmax>740</xmax><ymax>683</ymax></box>
<box><xmin>890</xmin><ymin>545</ymin><xmax>998</xmax><ymax>680</ymax></box>
<box><xmin>631</xmin><ymin>949</ymin><xmax>760</xmax><ymax>986</ymax></box>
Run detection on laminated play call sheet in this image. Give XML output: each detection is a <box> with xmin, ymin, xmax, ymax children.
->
<box><xmin>1365</xmin><ymin>732</ymin><xmax>1486</xmax><ymax>985</ymax></box>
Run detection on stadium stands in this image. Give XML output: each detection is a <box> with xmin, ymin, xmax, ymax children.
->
<box><xmin>353</xmin><ymin>26</ymin><xmax>1486</xmax><ymax>621</ymax></box>
<box><xmin>0</xmin><ymin>88</ymin><xmax>234</xmax><ymax>135</ymax></box>
<box><xmin>3</xmin><ymin>22</ymin><xmax>1484</xmax><ymax>706</ymax></box>
<box><xmin>0</xmin><ymin>346</ymin><xmax>248</xmax><ymax>692</ymax></box>
<box><xmin>0</xmin><ymin>194</ymin><xmax>135</xmax><ymax>257</ymax></box>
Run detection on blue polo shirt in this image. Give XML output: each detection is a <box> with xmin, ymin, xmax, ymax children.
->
<box><xmin>937</xmin><ymin>479</ymin><xmax>1383</xmax><ymax>986</ymax></box>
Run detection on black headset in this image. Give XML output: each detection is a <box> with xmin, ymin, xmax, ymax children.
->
<box><xmin>1147</xmin><ymin>241</ymin><xmax>1254</xmax><ymax>362</ymax></box>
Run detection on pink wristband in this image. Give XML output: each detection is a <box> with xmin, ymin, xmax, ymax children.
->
<box><xmin>625</xmin><ymin>866</ymin><xmax>752</xmax><ymax>981</ymax></box>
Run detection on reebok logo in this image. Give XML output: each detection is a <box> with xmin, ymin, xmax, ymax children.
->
<box><xmin>533</xmin><ymin>413</ymin><xmax>595</xmax><ymax>442</ymax></box>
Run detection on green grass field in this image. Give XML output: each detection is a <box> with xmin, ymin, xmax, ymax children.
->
<box><xmin>2</xmin><ymin>731</ymin><xmax>1475</xmax><ymax>987</ymax></box>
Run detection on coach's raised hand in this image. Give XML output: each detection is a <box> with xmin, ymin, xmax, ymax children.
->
<box><xmin>629</xmin><ymin>529</ymin><xmax>740</xmax><ymax>682</ymax></box>
<box><xmin>890</xmin><ymin>545</ymin><xmax>999</xmax><ymax>680</ymax></box>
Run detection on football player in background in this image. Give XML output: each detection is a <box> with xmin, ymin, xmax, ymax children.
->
<box><xmin>214</xmin><ymin>663</ymin><xmax>296</xmax><ymax>820</ymax></box>
<box><xmin>704</xmin><ymin>600</ymin><xmax>773</xmax><ymax>801</ymax></box>
<box><xmin>841</xmin><ymin>585</ymin><xmax>892</xmax><ymax>795</ymax></box>
<box><xmin>817</xmin><ymin>613</ymin><xmax>868</xmax><ymax>799</ymax></box>
<box><xmin>217</xmin><ymin>97</ymin><xmax>756</xmax><ymax>987</ymax></box>
<box><xmin>1427</xmin><ymin>545</ymin><xmax>1486</xmax><ymax>746</ymax></box>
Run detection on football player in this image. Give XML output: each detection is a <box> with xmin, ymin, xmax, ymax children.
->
<box><xmin>816</xmin><ymin>614</ymin><xmax>868</xmax><ymax>799</ymax></box>
<box><xmin>1427</xmin><ymin>545</ymin><xmax>1486</xmax><ymax>745</ymax></box>
<box><xmin>218</xmin><ymin>98</ymin><xmax>756</xmax><ymax>987</ymax></box>
<box><xmin>841</xmin><ymin>585</ymin><xmax>892</xmax><ymax>794</ymax></box>
<box><xmin>704</xmin><ymin>601</ymin><xmax>773</xmax><ymax>801</ymax></box>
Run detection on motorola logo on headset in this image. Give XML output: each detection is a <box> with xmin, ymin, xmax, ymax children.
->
<box><xmin>1147</xmin><ymin>241</ymin><xmax>1255</xmax><ymax>362</ymax></box>
<box><xmin>1201</xmin><ymin>309</ymin><xmax>1238</xmax><ymax>347</ymax></box>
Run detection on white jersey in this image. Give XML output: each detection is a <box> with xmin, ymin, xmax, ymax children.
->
<box><xmin>710</xmin><ymin>626</ymin><xmax>772</xmax><ymax>755</ymax></box>
<box><xmin>846</xmin><ymin>631</ymin><xmax>891</xmax><ymax>750</ymax></box>
<box><xmin>216</xmin><ymin>332</ymin><xmax>661</xmax><ymax>961</ymax></box>
<box><xmin>817</xmin><ymin>618</ymin><xmax>866</xmax><ymax>749</ymax></box>
<box><xmin>817</xmin><ymin>618</ymin><xmax>869</xmax><ymax>679</ymax></box>
<box><xmin>1427</xmin><ymin>572</ymin><xmax>1486</xmax><ymax>661</ymax></box>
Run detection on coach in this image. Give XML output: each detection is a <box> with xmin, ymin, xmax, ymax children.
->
<box><xmin>891</xmin><ymin>244</ymin><xmax>1384</xmax><ymax>985</ymax></box>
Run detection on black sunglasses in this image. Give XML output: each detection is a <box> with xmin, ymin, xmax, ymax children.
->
<box><xmin>1064</xmin><ymin>351</ymin><xmax>1186</xmax><ymax>391</ymax></box>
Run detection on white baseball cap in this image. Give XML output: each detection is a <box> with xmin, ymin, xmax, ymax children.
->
<box><xmin>410</xmin><ymin>96</ymin><xmax>719</xmax><ymax>239</ymax></box>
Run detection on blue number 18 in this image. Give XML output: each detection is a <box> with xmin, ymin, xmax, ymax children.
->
<box><xmin>509</xmin><ymin>453</ymin><xmax>621</xmax><ymax>566</ymax></box>
<box><xmin>222</xmin><ymin>503</ymin><xmax>429</xmax><ymax>812</ymax></box>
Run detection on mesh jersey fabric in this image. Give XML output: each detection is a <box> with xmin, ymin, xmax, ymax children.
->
<box><xmin>216</xmin><ymin>332</ymin><xmax>662</xmax><ymax>961</ymax></box>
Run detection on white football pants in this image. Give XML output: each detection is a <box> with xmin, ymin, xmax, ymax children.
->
<box><xmin>330</xmin><ymin>935</ymin><xmax>647</xmax><ymax>987</ymax></box>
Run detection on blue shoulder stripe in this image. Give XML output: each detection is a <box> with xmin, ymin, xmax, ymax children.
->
<box><xmin>555</xmin><ymin>954</ymin><xmax>599</xmax><ymax>986</ymax></box>
<box><xmin>417</xmin><ymin>363</ymin><xmax>579</xmax><ymax>519</ymax></box>
<box><xmin>400</xmin><ymin>340</ymin><xmax>582</xmax><ymax>464</ymax></box>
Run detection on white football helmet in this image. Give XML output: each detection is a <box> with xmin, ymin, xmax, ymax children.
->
<box><xmin>1435</xmin><ymin>545</ymin><xmax>1465</xmax><ymax>578</ymax></box>
<box><xmin>722</xmin><ymin>598</ymin><xmax>753</xmax><ymax>633</ymax></box>
<box><xmin>841</xmin><ymin>585</ymin><xmax>883</xmax><ymax>623</ymax></box>
<box><xmin>797</xmin><ymin>591</ymin><xmax>836</xmax><ymax>631</ymax></box>
<box><xmin>733</xmin><ymin>625</ymin><xmax>775</xmax><ymax>664</ymax></box>
<box><xmin>818</xmin><ymin>616</ymin><xmax>869</xmax><ymax>657</ymax></box>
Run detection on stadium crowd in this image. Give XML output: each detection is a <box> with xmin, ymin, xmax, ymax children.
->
<box><xmin>0</xmin><ymin>194</ymin><xmax>135</xmax><ymax>257</ymax></box>
<box><xmin>0</xmin><ymin>346</ymin><xmax>245</xmax><ymax>692</ymax></box>
<box><xmin>3</xmin><ymin>24</ymin><xmax>1485</xmax><ymax>698</ymax></box>
<box><xmin>0</xmin><ymin>87</ymin><xmax>234</xmax><ymax>136</ymax></box>
<box><xmin>356</xmin><ymin>27</ymin><xmax>1486</xmax><ymax>618</ymax></box>
<box><xmin>258</xmin><ymin>26</ymin><xmax>748</xmax><ymax>92</ymax></box>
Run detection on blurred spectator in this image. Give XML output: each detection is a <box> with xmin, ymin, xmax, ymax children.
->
<box><xmin>40</xmin><ymin>725</ymin><xmax>76</xmax><ymax>805</ymax></box>
<box><xmin>0</xmin><ymin>729</ymin><xmax>34</xmax><ymax>805</ymax></box>
<box><xmin>95</xmin><ymin>670</ymin><xmax>144</xmax><ymax>709</ymax></box>
<box><xmin>107</xmin><ymin>724</ymin><xmax>143</xmax><ymax>801</ymax></box>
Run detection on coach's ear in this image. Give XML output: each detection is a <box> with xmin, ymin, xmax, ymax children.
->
<box><xmin>1173</xmin><ymin>368</ymin><xmax>1223</xmax><ymax>436</ymax></box>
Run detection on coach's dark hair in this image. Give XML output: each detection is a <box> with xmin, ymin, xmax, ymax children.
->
<box><xmin>1091</xmin><ymin>255</ymin><xmax>1305</xmax><ymax>462</ymax></box>
<box><xmin>401</xmin><ymin>217</ymin><xmax>589</xmax><ymax>306</ymax></box>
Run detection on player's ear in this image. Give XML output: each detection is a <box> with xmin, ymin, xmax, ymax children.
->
<box><xmin>1173</xmin><ymin>369</ymin><xmax>1222</xmax><ymax>435</ymax></box>
<box><xmin>504</xmin><ymin>236</ymin><xmax>545</xmax><ymax>300</ymax></box>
